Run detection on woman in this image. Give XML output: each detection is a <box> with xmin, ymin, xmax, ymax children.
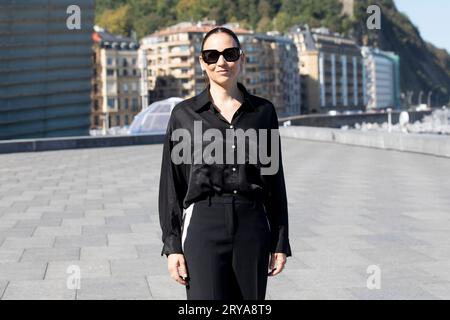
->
<box><xmin>158</xmin><ymin>26</ymin><xmax>292</xmax><ymax>300</ymax></box>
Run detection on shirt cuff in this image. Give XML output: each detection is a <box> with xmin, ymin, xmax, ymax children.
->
<box><xmin>270</xmin><ymin>232</ymin><xmax>292</xmax><ymax>257</ymax></box>
<box><xmin>160</xmin><ymin>234</ymin><xmax>183</xmax><ymax>257</ymax></box>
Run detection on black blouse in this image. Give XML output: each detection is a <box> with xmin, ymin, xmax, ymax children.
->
<box><xmin>158</xmin><ymin>82</ymin><xmax>292</xmax><ymax>257</ymax></box>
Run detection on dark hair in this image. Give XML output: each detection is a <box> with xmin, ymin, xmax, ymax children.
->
<box><xmin>201</xmin><ymin>27</ymin><xmax>241</xmax><ymax>51</ymax></box>
<box><xmin>200</xmin><ymin>27</ymin><xmax>241</xmax><ymax>86</ymax></box>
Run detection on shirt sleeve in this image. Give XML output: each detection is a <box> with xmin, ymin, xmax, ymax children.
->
<box><xmin>264</xmin><ymin>105</ymin><xmax>292</xmax><ymax>257</ymax></box>
<box><xmin>158</xmin><ymin>111</ymin><xmax>186</xmax><ymax>257</ymax></box>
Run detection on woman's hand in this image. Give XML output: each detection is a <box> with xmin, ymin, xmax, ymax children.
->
<box><xmin>167</xmin><ymin>253</ymin><xmax>189</xmax><ymax>285</ymax></box>
<box><xmin>268</xmin><ymin>252</ymin><xmax>287</xmax><ymax>276</ymax></box>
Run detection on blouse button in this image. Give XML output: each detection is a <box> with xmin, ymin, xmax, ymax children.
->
<box><xmin>233</xmin><ymin>190</ymin><xmax>237</xmax><ymax>194</ymax></box>
<box><xmin>232</xmin><ymin>167</ymin><xmax>236</xmax><ymax>171</ymax></box>
<box><xmin>231</xmin><ymin>145</ymin><xmax>236</xmax><ymax>149</ymax></box>
<box><xmin>229</xmin><ymin>125</ymin><xmax>234</xmax><ymax>129</ymax></box>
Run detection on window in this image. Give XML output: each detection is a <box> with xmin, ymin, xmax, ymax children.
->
<box><xmin>116</xmin><ymin>115</ymin><xmax>120</xmax><ymax>126</ymax></box>
<box><xmin>132</xmin><ymin>58</ymin><xmax>136</xmax><ymax>65</ymax></box>
<box><xmin>124</xmin><ymin>98</ymin><xmax>129</xmax><ymax>109</ymax></box>
<box><xmin>122</xmin><ymin>58</ymin><xmax>128</xmax><ymax>67</ymax></box>
<box><xmin>107</xmin><ymin>98</ymin><xmax>115</xmax><ymax>109</ymax></box>
<box><xmin>125</xmin><ymin>115</ymin><xmax>129</xmax><ymax>125</ymax></box>
<box><xmin>94</xmin><ymin>100</ymin><xmax>99</xmax><ymax>110</ymax></box>
<box><xmin>107</xmin><ymin>69</ymin><xmax>114</xmax><ymax>76</ymax></box>
<box><xmin>131</xmin><ymin>82</ymin><xmax>137</xmax><ymax>92</ymax></box>
<box><xmin>123</xmin><ymin>69</ymin><xmax>128</xmax><ymax>76</ymax></box>
<box><xmin>123</xmin><ymin>83</ymin><xmax>128</xmax><ymax>92</ymax></box>
<box><xmin>94</xmin><ymin>116</ymin><xmax>99</xmax><ymax>126</ymax></box>
<box><xmin>107</xmin><ymin>58</ymin><xmax>113</xmax><ymax>65</ymax></box>
<box><xmin>132</xmin><ymin>98</ymin><xmax>138</xmax><ymax>111</ymax></box>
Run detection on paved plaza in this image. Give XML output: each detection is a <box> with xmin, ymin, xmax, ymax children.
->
<box><xmin>0</xmin><ymin>138</ymin><xmax>450</xmax><ymax>299</ymax></box>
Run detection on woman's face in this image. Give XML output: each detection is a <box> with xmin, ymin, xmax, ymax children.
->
<box><xmin>199</xmin><ymin>32</ymin><xmax>245</xmax><ymax>86</ymax></box>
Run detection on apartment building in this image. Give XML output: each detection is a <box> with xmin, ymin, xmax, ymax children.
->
<box><xmin>361</xmin><ymin>46</ymin><xmax>400</xmax><ymax>110</ymax></box>
<box><xmin>140</xmin><ymin>20</ymin><xmax>301</xmax><ymax>117</ymax></box>
<box><xmin>287</xmin><ymin>25</ymin><xmax>366</xmax><ymax>114</ymax></box>
<box><xmin>91</xmin><ymin>26</ymin><xmax>148</xmax><ymax>131</ymax></box>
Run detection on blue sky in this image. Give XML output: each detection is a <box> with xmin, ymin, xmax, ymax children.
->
<box><xmin>394</xmin><ymin>0</ymin><xmax>449</xmax><ymax>52</ymax></box>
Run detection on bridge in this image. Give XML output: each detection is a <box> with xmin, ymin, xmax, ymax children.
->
<box><xmin>0</xmin><ymin>136</ymin><xmax>449</xmax><ymax>299</ymax></box>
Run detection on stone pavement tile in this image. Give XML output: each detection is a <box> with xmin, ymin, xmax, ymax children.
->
<box><xmin>407</xmin><ymin>230</ymin><xmax>450</xmax><ymax>244</ymax></box>
<box><xmin>406</xmin><ymin>220</ymin><xmax>450</xmax><ymax>232</ymax></box>
<box><xmin>402</xmin><ymin>210</ymin><xmax>450</xmax><ymax>221</ymax></box>
<box><xmin>345</xmin><ymin>285</ymin><xmax>439</xmax><ymax>300</ymax></box>
<box><xmin>76</xmin><ymin>277</ymin><xmax>152</xmax><ymax>300</ymax></box>
<box><xmin>14</xmin><ymin>218</ymin><xmax>62</xmax><ymax>228</ymax></box>
<box><xmin>348</xmin><ymin>263</ymin><xmax>444</xmax><ymax>288</ymax></box>
<box><xmin>74</xmin><ymin>203</ymin><xmax>104</xmax><ymax>211</ymax></box>
<box><xmin>409</xmin><ymin>245</ymin><xmax>450</xmax><ymax>262</ymax></box>
<box><xmin>104</xmin><ymin>202</ymin><xmax>142</xmax><ymax>210</ymax></box>
<box><xmin>26</xmin><ymin>206</ymin><xmax>66</xmax><ymax>213</ymax></box>
<box><xmin>0</xmin><ymin>220</ymin><xmax>19</xmax><ymax>228</ymax></box>
<box><xmin>0</xmin><ymin>227</ymin><xmax>35</xmax><ymax>238</ymax></box>
<box><xmin>351</xmin><ymin>246</ymin><xmax>437</xmax><ymax>266</ymax></box>
<box><xmin>0</xmin><ymin>262</ymin><xmax>47</xmax><ymax>280</ymax></box>
<box><xmin>80</xmin><ymin>246</ymin><xmax>138</xmax><ymax>260</ymax></box>
<box><xmin>107</xmin><ymin>233</ymin><xmax>160</xmax><ymax>246</ymax></box>
<box><xmin>284</xmin><ymin>239</ymin><xmax>316</xmax><ymax>252</ymax></box>
<box><xmin>0</xmin><ymin>248</ymin><xmax>24</xmax><ymax>263</ymax></box>
<box><xmin>359</xmin><ymin>220</ymin><xmax>422</xmax><ymax>233</ymax></box>
<box><xmin>21</xmin><ymin>247</ymin><xmax>80</xmax><ymax>262</ymax></box>
<box><xmin>61</xmin><ymin>217</ymin><xmax>105</xmax><ymax>226</ymax></box>
<box><xmin>82</xmin><ymin>225</ymin><xmax>132</xmax><ymax>236</ymax></box>
<box><xmin>2</xmin><ymin>279</ymin><xmax>77</xmax><ymax>300</ymax></box>
<box><xmin>289</xmin><ymin>227</ymin><xmax>320</xmax><ymax>238</ymax></box>
<box><xmin>282</xmin><ymin>267</ymin><xmax>368</xmax><ymax>290</ymax></box>
<box><xmin>290</xmin><ymin>248</ymin><xmax>373</xmax><ymax>268</ymax></box>
<box><xmin>0</xmin><ymin>281</ymin><xmax>7</xmax><ymax>299</ymax></box>
<box><xmin>146</xmin><ymin>275</ymin><xmax>186</xmax><ymax>300</ymax></box>
<box><xmin>84</xmin><ymin>209</ymin><xmax>125</xmax><ymax>218</ymax></box>
<box><xmin>135</xmin><ymin>244</ymin><xmax>164</xmax><ymax>258</ymax></box>
<box><xmin>284</xmin><ymin>255</ymin><xmax>311</xmax><ymax>270</ymax></box>
<box><xmin>54</xmin><ymin>235</ymin><xmax>107</xmax><ymax>248</ymax></box>
<box><xmin>130</xmin><ymin>223</ymin><xmax>158</xmax><ymax>233</ymax></box>
<box><xmin>1</xmin><ymin>236</ymin><xmax>54</xmax><ymax>249</ymax></box>
<box><xmin>45</xmin><ymin>260</ymin><xmax>111</xmax><ymax>279</ymax></box>
<box><xmin>42</xmin><ymin>211</ymin><xmax>85</xmax><ymax>219</ymax></box>
<box><xmin>413</xmin><ymin>260</ymin><xmax>450</xmax><ymax>282</ymax></box>
<box><xmin>266</xmin><ymin>273</ymin><xmax>303</xmax><ymax>300</ymax></box>
<box><xmin>418</xmin><ymin>282</ymin><xmax>450</xmax><ymax>299</ymax></box>
<box><xmin>301</xmin><ymin>235</ymin><xmax>375</xmax><ymax>251</ymax></box>
<box><xmin>105</xmin><ymin>215</ymin><xmax>151</xmax><ymax>226</ymax></box>
<box><xmin>296</xmin><ymin>288</ymin><xmax>357</xmax><ymax>300</ymax></box>
<box><xmin>356</xmin><ymin>232</ymin><xmax>430</xmax><ymax>247</ymax></box>
<box><xmin>2</xmin><ymin>212</ymin><xmax>42</xmax><ymax>220</ymax></box>
<box><xmin>309</xmin><ymin>225</ymin><xmax>375</xmax><ymax>237</ymax></box>
<box><xmin>111</xmin><ymin>258</ymin><xmax>167</xmax><ymax>277</ymax></box>
<box><xmin>0</xmin><ymin>204</ymin><xmax>30</xmax><ymax>214</ymax></box>
<box><xmin>33</xmin><ymin>226</ymin><xmax>82</xmax><ymax>237</ymax></box>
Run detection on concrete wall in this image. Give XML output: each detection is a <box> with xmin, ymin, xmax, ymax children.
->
<box><xmin>0</xmin><ymin>134</ymin><xmax>164</xmax><ymax>154</ymax></box>
<box><xmin>279</xmin><ymin>110</ymin><xmax>432</xmax><ymax>128</ymax></box>
<box><xmin>280</xmin><ymin>126</ymin><xmax>450</xmax><ymax>158</ymax></box>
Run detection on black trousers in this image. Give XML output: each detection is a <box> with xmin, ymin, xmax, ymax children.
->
<box><xmin>181</xmin><ymin>193</ymin><xmax>271</xmax><ymax>300</ymax></box>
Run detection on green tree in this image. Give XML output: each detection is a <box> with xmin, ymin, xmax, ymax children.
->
<box><xmin>96</xmin><ymin>4</ymin><xmax>133</xmax><ymax>36</ymax></box>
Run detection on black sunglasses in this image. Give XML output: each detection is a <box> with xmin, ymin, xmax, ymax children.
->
<box><xmin>201</xmin><ymin>47</ymin><xmax>243</xmax><ymax>64</ymax></box>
